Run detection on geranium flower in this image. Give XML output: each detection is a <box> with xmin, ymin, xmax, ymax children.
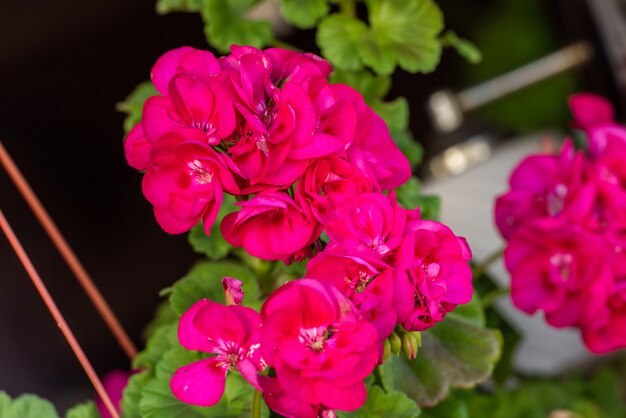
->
<box><xmin>95</xmin><ymin>370</ymin><xmax>134</xmax><ymax>418</ymax></box>
<box><xmin>151</xmin><ymin>46</ymin><xmax>221</xmax><ymax>95</ymax></box>
<box><xmin>221</xmin><ymin>190</ymin><xmax>321</xmax><ymax>261</ymax></box>
<box><xmin>171</xmin><ymin>299</ymin><xmax>263</xmax><ymax>407</ymax></box>
<box><xmin>142</xmin><ymin>140</ymin><xmax>239</xmax><ymax>234</ymax></box>
<box><xmin>260</xmin><ymin>279</ymin><xmax>378</xmax><ymax>413</ymax></box>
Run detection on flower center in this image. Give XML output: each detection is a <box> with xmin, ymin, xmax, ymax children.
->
<box><xmin>549</xmin><ymin>252</ymin><xmax>573</xmax><ymax>282</ymax></box>
<box><xmin>188</xmin><ymin>159</ymin><xmax>213</xmax><ymax>184</ymax></box>
<box><xmin>546</xmin><ymin>183</ymin><xmax>567</xmax><ymax>216</ymax></box>
<box><xmin>422</xmin><ymin>263</ymin><xmax>441</xmax><ymax>281</ymax></box>
<box><xmin>298</xmin><ymin>326</ymin><xmax>332</xmax><ymax>352</ymax></box>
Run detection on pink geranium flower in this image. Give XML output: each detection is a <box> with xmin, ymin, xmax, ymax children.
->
<box><xmin>505</xmin><ymin>219</ymin><xmax>612</xmax><ymax>328</ymax></box>
<box><xmin>295</xmin><ymin>156</ymin><xmax>374</xmax><ymax>223</ymax></box>
<box><xmin>171</xmin><ymin>299</ymin><xmax>263</xmax><ymax>407</ymax></box>
<box><xmin>392</xmin><ymin>218</ymin><xmax>473</xmax><ymax>331</ymax></box>
<box><xmin>221</xmin><ymin>190</ymin><xmax>321</xmax><ymax>261</ymax></box>
<box><xmin>260</xmin><ymin>279</ymin><xmax>378</xmax><ymax>414</ymax></box>
<box><xmin>142</xmin><ymin>140</ymin><xmax>239</xmax><ymax>234</ymax></box>
<box><xmin>95</xmin><ymin>370</ymin><xmax>134</xmax><ymax>418</ymax></box>
<box><xmin>151</xmin><ymin>46</ymin><xmax>221</xmax><ymax>95</ymax></box>
<box><xmin>124</xmin><ymin>123</ymin><xmax>150</xmax><ymax>171</ymax></box>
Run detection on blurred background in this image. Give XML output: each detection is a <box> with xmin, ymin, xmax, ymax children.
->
<box><xmin>1</xmin><ymin>0</ymin><xmax>625</xmax><ymax>412</ymax></box>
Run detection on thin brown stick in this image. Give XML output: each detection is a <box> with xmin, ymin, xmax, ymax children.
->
<box><xmin>0</xmin><ymin>141</ymin><xmax>137</xmax><ymax>360</ymax></box>
<box><xmin>0</xmin><ymin>209</ymin><xmax>121</xmax><ymax>418</ymax></box>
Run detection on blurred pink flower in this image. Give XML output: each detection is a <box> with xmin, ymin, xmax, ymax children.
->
<box><xmin>95</xmin><ymin>370</ymin><xmax>133</xmax><ymax>418</ymax></box>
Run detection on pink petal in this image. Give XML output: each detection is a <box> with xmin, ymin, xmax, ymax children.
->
<box><xmin>170</xmin><ymin>358</ymin><xmax>228</xmax><ymax>407</ymax></box>
<box><xmin>124</xmin><ymin>124</ymin><xmax>151</xmax><ymax>170</ymax></box>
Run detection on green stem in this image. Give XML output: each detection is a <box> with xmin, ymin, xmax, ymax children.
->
<box><xmin>252</xmin><ymin>389</ymin><xmax>262</xmax><ymax>418</ymax></box>
<box><xmin>472</xmin><ymin>247</ymin><xmax>504</xmax><ymax>279</ymax></box>
<box><xmin>482</xmin><ymin>287</ymin><xmax>510</xmax><ymax>309</ymax></box>
<box><xmin>338</xmin><ymin>0</ymin><xmax>356</xmax><ymax>17</ymax></box>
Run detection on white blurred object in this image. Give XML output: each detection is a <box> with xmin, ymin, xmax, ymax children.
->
<box><xmin>422</xmin><ymin>133</ymin><xmax>596</xmax><ymax>375</ymax></box>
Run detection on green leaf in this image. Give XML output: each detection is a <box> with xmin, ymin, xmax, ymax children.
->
<box><xmin>395</xmin><ymin>177</ymin><xmax>441</xmax><ymax>220</ymax></box>
<box><xmin>380</xmin><ymin>313</ymin><xmax>502</xmax><ymax>407</ymax></box>
<box><xmin>329</xmin><ymin>69</ymin><xmax>392</xmax><ymax>103</ymax></box>
<box><xmin>121</xmin><ymin>371</ymin><xmax>152</xmax><ymax>418</ymax></box>
<box><xmin>419</xmin><ymin>394</ymin><xmax>469</xmax><ymax>418</ymax></box>
<box><xmin>363</xmin><ymin>0</ymin><xmax>444</xmax><ymax>75</ymax></box>
<box><xmin>139</xmin><ymin>348</ymin><xmax>268</xmax><ymax>418</ymax></box>
<box><xmin>169</xmin><ymin>260</ymin><xmax>262</xmax><ymax>315</ymax></box>
<box><xmin>133</xmin><ymin>323</ymin><xmax>180</xmax><ymax>370</ymax></box>
<box><xmin>448</xmin><ymin>294</ymin><xmax>485</xmax><ymax>328</ymax></box>
<box><xmin>279</xmin><ymin>0</ymin><xmax>329</xmax><ymax>29</ymax></box>
<box><xmin>65</xmin><ymin>401</ymin><xmax>100</xmax><ymax>418</ymax></box>
<box><xmin>188</xmin><ymin>194</ymin><xmax>236</xmax><ymax>261</ymax></box>
<box><xmin>389</xmin><ymin>129</ymin><xmax>423</xmax><ymax>169</ymax></box>
<box><xmin>7</xmin><ymin>394</ymin><xmax>59</xmax><ymax>418</ymax></box>
<box><xmin>0</xmin><ymin>392</ymin><xmax>13</xmax><ymax>417</ymax></box>
<box><xmin>202</xmin><ymin>0</ymin><xmax>273</xmax><ymax>53</ymax></box>
<box><xmin>142</xmin><ymin>301</ymin><xmax>178</xmax><ymax>341</ymax></box>
<box><xmin>317</xmin><ymin>14</ymin><xmax>368</xmax><ymax>71</ymax></box>
<box><xmin>371</xmin><ymin>96</ymin><xmax>409</xmax><ymax>132</ymax></box>
<box><xmin>116</xmin><ymin>81</ymin><xmax>158</xmax><ymax>134</ymax></box>
<box><xmin>337</xmin><ymin>386</ymin><xmax>420</xmax><ymax>417</ymax></box>
<box><xmin>156</xmin><ymin>0</ymin><xmax>203</xmax><ymax>14</ymax></box>
<box><xmin>440</xmin><ymin>31</ymin><xmax>482</xmax><ymax>64</ymax></box>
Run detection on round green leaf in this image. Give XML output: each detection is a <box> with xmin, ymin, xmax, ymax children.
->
<box><xmin>279</xmin><ymin>0</ymin><xmax>329</xmax><ymax>29</ymax></box>
<box><xmin>317</xmin><ymin>14</ymin><xmax>368</xmax><ymax>71</ymax></box>
<box><xmin>65</xmin><ymin>401</ymin><xmax>100</xmax><ymax>418</ymax></box>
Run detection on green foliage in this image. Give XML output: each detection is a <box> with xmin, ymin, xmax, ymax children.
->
<box><xmin>395</xmin><ymin>177</ymin><xmax>441</xmax><ymax>220</ymax></box>
<box><xmin>440</xmin><ymin>31</ymin><xmax>482</xmax><ymax>64</ymax></box>
<box><xmin>169</xmin><ymin>260</ymin><xmax>262</xmax><ymax>315</ymax></box>
<box><xmin>201</xmin><ymin>0</ymin><xmax>272</xmax><ymax>53</ymax></box>
<box><xmin>188</xmin><ymin>195</ymin><xmax>236</xmax><ymax>261</ymax></box>
<box><xmin>319</xmin><ymin>0</ymin><xmax>444</xmax><ymax>75</ymax></box>
<box><xmin>337</xmin><ymin>386</ymin><xmax>421</xmax><ymax>418</ymax></box>
<box><xmin>141</xmin><ymin>301</ymin><xmax>178</xmax><ymax>341</ymax></box>
<box><xmin>133</xmin><ymin>323</ymin><xmax>179</xmax><ymax>370</ymax></box>
<box><xmin>0</xmin><ymin>392</ymin><xmax>59</xmax><ymax>418</ymax></box>
<box><xmin>121</xmin><ymin>372</ymin><xmax>152</xmax><ymax>418</ymax></box>
<box><xmin>380</xmin><ymin>301</ymin><xmax>502</xmax><ymax>407</ymax></box>
<box><xmin>138</xmin><ymin>348</ymin><xmax>269</xmax><ymax>418</ymax></box>
<box><xmin>65</xmin><ymin>402</ymin><xmax>100</xmax><ymax>418</ymax></box>
<box><xmin>390</xmin><ymin>129</ymin><xmax>423</xmax><ymax>169</ymax></box>
<box><xmin>278</xmin><ymin>0</ymin><xmax>330</xmax><ymax>29</ymax></box>
<box><xmin>116</xmin><ymin>81</ymin><xmax>158</xmax><ymax>134</ymax></box>
<box><xmin>156</xmin><ymin>0</ymin><xmax>203</xmax><ymax>14</ymax></box>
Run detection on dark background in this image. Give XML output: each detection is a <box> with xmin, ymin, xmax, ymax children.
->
<box><xmin>0</xmin><ymin>0</ymin><xmax>621</xmax><ymax>412</ymax></box>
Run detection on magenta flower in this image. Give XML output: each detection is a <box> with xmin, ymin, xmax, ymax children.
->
<box><xmin>569</xmin><ymin>92</ymin><xmax>614</xmax><ymax>130</ymax></box>
<box><xmin>582</xmin><ymin>283</ymin><xmax>626</xmax><ymax>353</ymax></box>
<box><xmin>306</xmin><ymin>251</ymin><xmax>396</xmax><ymax>341</ymax></box>
<box><xmin>151</xmin><ymin>46</ymin><xmax>221</xmax><ymax>95</ymax></box>
<box><xmin>505</xmin><ymin>219</ymin><xmax>612</xmax><ymax>328</ymax></box>
<box><xmin>222</xmin><ymin>276</ymin><xmax>244</xmax><ymax>306</ymax></box>
<box><xmin>392</xmin><ymin>219</ymin><xmax>473</xmax><ymax>331</ymax></box>
<box><xmin>124</xmin><ymin>123</ymin><xmax>150</xmax><ymax>171</ymax></box>
<box><xmin>259</xmin><ymin>279</ymin><xmax>378</xmax><ymax>413</ymax></box>
<box><xmin>142</xmin><ymin>140</ymin><xmax>239</xmax><ymax>234</ymax></box>
<box><xmin>494</xmin><ymin>140</ymin><xmax>590</xmax><ymax>239</ymax></box>
<box><xmin>221</xmin><ymin>190</ymin><xmax>321</xmax><ymax>261</ymax></box>
<box><xmin>324</xmin><ymin>192</ymin><xmax>407</xmax><ymax>261</ymax></box>
<box><xmin>95</xmin><ymin>370</ymin><xmax>134</xmax><ymax>418</ymax></box>
<box><xmin>171</xmin><ymin>299</ymin><xmax>263</xmax><ymax>407</ymax></box>
<box><xmin>295</xmin><ymin>156</ymin><xmax>374</xmax><ymax>223</ymax></box>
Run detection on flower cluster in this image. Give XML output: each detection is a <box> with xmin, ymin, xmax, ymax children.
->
<box><xmin>496</xmin><ymin>93</ymin><xmax>626</xmax><ymax>353</ymax></box>
<box><xmin>125</xmin><ymin>45</ymin><xmax>410</xmax><ymax>261</ymax></box>
<box><xmin>126</xmin><ymin>46</ymin><xmax>473</xmax><ymax>417</ymax></box>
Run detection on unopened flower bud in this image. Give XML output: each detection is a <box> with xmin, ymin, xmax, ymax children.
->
<box><xmin>382</xmin><ymin>338</ymin><xmax>392</xmax><ymax>362</ymax></box>
<box><xmin>401</xmin><ymin>332</ymin><xmax>418</xmax><ymax>359</ymax></box>
<box><xmin>388</xmin><ymin>332</ymin><xmax>402</xmax><ymax>355</ymax></box>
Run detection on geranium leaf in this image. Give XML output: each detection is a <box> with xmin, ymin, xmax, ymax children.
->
<box><xmin>156</xmin><ymin>0</ymin><xmax>203</xmax><ymax>14</ymax></box>
<box><xmin>0</xmin><ymin>392</ymin><xmax>13</xmax><ymax>417</ymax></box>
<box><xmin>65</xmin><ymin>401</ymin><xmax>100</xmax><ymax>418</ymax></box>
<box><xmin>380</xmin><ymin>313</ymin><xmax>502</xmax><ymax>407</ymax></box>
<box><xmin>133</xmin><ymin>323</ymin><xmax>179</xmax><ymax>370</ymax></box>
<box><xmin>139</xmin><ymin>348</ymin><xmax>268</xmax><ymax>418</ymax></box>
<box><xmin>121</xmin><ymin>371</ymin><xmax>152</xmax><ymax>418</ymax></box>
<box><xmin>440</xmin><ymin>31</ymin><xmax>482</xmax><ymax>64</ymax></box>
<box><xmin>317</xmin><ymin>14</ymin><xmax>368</xmax><ymax>71</ymax></box>
<box><xmin>395</xmin><ymin>177</ymin><xmax>440</xmax><ymax>220</ymax></box>
<box><xmin>337</xmin><ymin>386</ymin><xmax>421</xmax><ymax>417</ymax></box>
<box><xmin>6</xmin><ymin>394</ymin><xmax>59</xmax><ymax>418</ymax></box>
<box><xmin>188</xmin><ymin>195</ymin><xmax>236</xmax><ymax>261</ymax></box>
<box><xmin>116</xmin><ymin>81</ymin><xmax>158</xmax><ymax>134</ymax></box>
<box><xmin>371</xmin><ymin>96</ymin><xmax>409</xmax><ymax>132</ymax></box>
<box><xmin>360</xmin><ymin>0</ymin><xmax>444</xmax><ymax>75</ymax></box>
<box><xmin>202</xmin><ymin>0</ymin><xmax>272</xmax><ymax>53</ymax></box>
<box><xmin>278</xmin><ymin>0</ymin><xmax>329</xmax><ymax>29</ymax></box>
<box><xmin>169</xmin><ymin>260</ymin><xmax>261</xmax><ymax>315</ymax></box>
<box><xmin>142</xmin><ymin>301</ymin><xmax>178</xmax><ymax>341</ymax></box>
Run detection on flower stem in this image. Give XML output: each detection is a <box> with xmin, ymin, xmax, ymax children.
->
<box><xmin>472</xmin><ymin>247</ymin><xmax>504</xmax><ymax>279</ymax></box>
<box><xmin>252</xmin><ymin>389</ymin><xmax>262</xmax><ymax>418</ymax></box>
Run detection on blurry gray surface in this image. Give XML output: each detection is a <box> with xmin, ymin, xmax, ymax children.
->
<box><xmin>422</xmin><ymin>133</ymin><xmax>595</xmax><ymax>375</ymax></box>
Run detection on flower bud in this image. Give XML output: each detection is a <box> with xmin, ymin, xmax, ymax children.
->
<box><xmin>401</xmin><ymin>332</ymin><xmax>419</xmax><ymax>359</ymax></box>
<box><xmin>388</xmin><ymin>332</ymin><xmax>402</xmax><ymax>355</ymax></box>
<box><xmin>382</xmin><ymin>338</ymin><xmax>392</xmax><ymax>362</ymax></box>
